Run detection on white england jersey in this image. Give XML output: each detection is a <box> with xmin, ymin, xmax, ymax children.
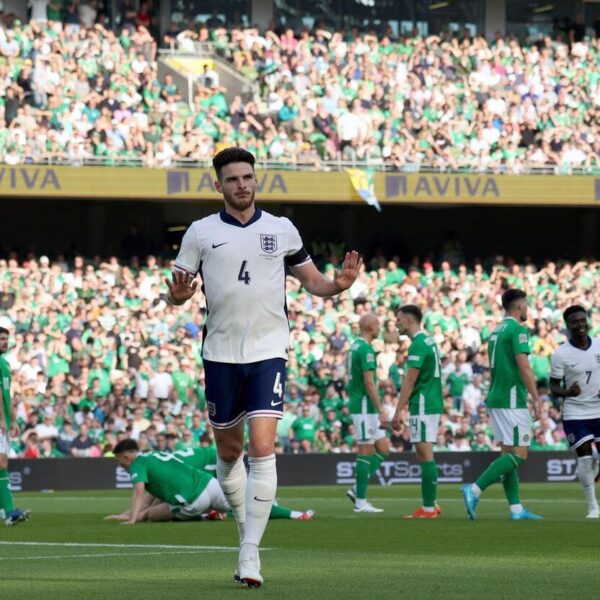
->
<box><xmin>550</xmin><ymin>337</ymin><xmax>600</xmax><ymax>420</ymax></box>
<box><xmin>174</xmin><ymin>207</ymin><xmax>311</xmax><ymax>364</ymax></box>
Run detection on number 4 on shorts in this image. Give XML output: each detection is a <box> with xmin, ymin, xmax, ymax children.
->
<box><xmin>273</xmin><ymin>372</ymin><xmax>283</xmax><ymax>397</ymax></box>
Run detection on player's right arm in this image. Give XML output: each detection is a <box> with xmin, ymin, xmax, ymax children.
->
<box><xmin>166</xmin><ymin>225</ymin><xmax>201</xmax><ymax>305</ymax></box>
<box><xmin>391</xmin><ymin>367</ymin><xmax>420</xmax><ymax>430</ymax></box>
<box><xmin>550</xmin><ymin>378</ymin><xmax>581</xmax><ymax>398</ymax></box>
<box><xmin>549</xmin><ymin>351</ymin><xmax>581</xmax><ymax>398</ymax></box>
<box><xmin>123</xmin><ymin>482</ymin><xmax>147</xmax><ymax>525</ymax></box>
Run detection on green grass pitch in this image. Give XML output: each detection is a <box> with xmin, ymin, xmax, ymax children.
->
<box><xmin>1</xmin><ymin>484</ymin><xmax>599</xmax><ymax>600</ymax></box>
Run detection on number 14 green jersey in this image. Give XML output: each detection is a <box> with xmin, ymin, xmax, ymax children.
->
<box><xmin>406</xmin><ymin>332</ymin><xmax>443</xmax><ymax>415</ymax></box>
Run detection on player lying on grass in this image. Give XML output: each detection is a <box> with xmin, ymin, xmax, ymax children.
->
<box><xmin>109</xmin><ymin>443</ymin><xmax>314</xmax><ymax>523</ymax></box>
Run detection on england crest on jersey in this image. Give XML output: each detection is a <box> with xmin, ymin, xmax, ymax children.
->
<box><xmin>260</xmin><ymin>234</ymin><xmax>278</xmax><ymax>254</ymax></box>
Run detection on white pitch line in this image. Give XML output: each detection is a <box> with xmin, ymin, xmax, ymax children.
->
<box><xmin>0</xmin><ymin>541</ymin><xmax>239</xmax><ymax>550</ymax></box>
<box><xmin>0</xmin><ymin>550</ymin><xmax>218</xmax><ymax>561</ymax></box>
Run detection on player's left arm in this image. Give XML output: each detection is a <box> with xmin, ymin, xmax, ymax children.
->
<box><xmin>391</xmin><ymin>367</ymin><xmax>420</xmax><ymax>429</ymax></box>
<box><xmin>513</xmin><ymin>327</ymin><xmax>542</xmax><ymax>419</ymax></box>
<box><xmin>363</xmin><ymin>370</ymin><xmax>386</xmax><ymax>425</ymax></box>
<box><xmin>516</xmin><ymin>354</ymin><xmax>542</xmax><ymax>420</ymax></box>
<box><xmin>122</xmin><ymin>482</ymin><xmax>147</xmax><ymax>525</ymax></box>
<box><xmin>290</xmin><ymin>251</ymin><xmax>362</xmax><ymax>297</ymax></box>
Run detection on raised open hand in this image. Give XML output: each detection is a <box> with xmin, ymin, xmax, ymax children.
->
<box><xmin>165</xmin><ymin>270</ymin><xmax>198</xmax><ymax>304</ymax></box>
<box><xmin>333</xmin><ymin>251</ymin><xmax>362</xmax><ymax>292</ymax></box>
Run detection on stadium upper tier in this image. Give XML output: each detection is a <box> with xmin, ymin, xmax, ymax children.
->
<box><xmin>0</xmin><ymin>253</ymin><xmax>598</xmax><ymax>457</ymax></box>
<box><xmin>0</xmin><ymin>19</ymin><xmax>599</xmax><ymax>173</ymax></box>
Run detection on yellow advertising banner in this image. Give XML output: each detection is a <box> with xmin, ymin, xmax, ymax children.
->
<box><xmin>0</xmin><ymin>166</ymin><xmax>598</xmax><ymax>206</ymax></box>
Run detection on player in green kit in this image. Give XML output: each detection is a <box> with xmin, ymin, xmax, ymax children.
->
<box><xmin>0</xmin><ymin>327</ymin><xmax>30</xmax><ymax>526</ymax></box>
<box><xmin>462</xmin><ymin>289</ymin><xmax>543</xmax><ymax>520</ymax></box>
<box><xmin>345</xmin><ymin>314</ymin><xmax>390</xmax><ymax>513</ymax></box>
<box><xmin>108</xmin><ymin>445</ymin><xmax>314</xmax><ymax>522</ymax></box>
<box><xmin>113</xmin><ymin>439</ymin><xmax>229</xmax><ymax>524</ymax></box>
<box><xmin>392</xmin><ymin>306</ymin><xmax>443</xmax><ymax>519</ymax></box>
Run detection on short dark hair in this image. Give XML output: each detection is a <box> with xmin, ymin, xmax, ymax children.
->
<box><xmin>212</xmin><ymin>147</ymin><xmax>255</xmax><ymax>179</ymax></box>
<box><xmin>0</xmin><ymin>327</ymin><xmax>9</xmax><ymax>336</ymax></box>
<box><xmin>113</xmin><ymin>439</ymin><xmax>139</xmax><ymax>455</ymax></box>
<box><xmin>397</xmin><ymin>305</ymin><xmax>423</xmax><ymax>323</ymax></box>
<box><xmin>501</xmin><ymin>289</ymin><xmax>526</xmax><ymax>310</ymax></box>
<box><xmin>563</xmin><ymin>304</ymin><xmax>587</xmax><ymax>323</ymax></box>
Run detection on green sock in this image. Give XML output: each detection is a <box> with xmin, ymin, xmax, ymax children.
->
<box><xmin>356</xmin><ymin>455</ymin><xmax>371</xmax><ymax>500</ymax></box>
<box><xmin>502</xmin><ymin>467</ymin><xmax>521</xmax><ymax>505</ymax></box>
<box><xmin>269</xmin><ymin>504</ymin><xmax>292</xmax><ymax>519</ymax></box>
<box><xmin>420</xmin><ymin>461</ymin><xmax>438</xmax><ymax>508</ymax></box>
<box><xmin>0</xmin><ymin>469</ymin><xmax>15</xmax><ymax>515</ymax></box>
<box><xmin>369</xmin><ymin>451</ymin><xmax>388</xmax><ymax>477</ymax></box>
<box><xmin>475</xmin><ymin>453</ymin><xmax>525</xmax><ymax>493</ymax></box>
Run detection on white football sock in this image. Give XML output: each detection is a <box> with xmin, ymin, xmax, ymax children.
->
<box><xmin>290</xmin><ymin>511</ymin><xmax>303</xmax><ymax>519</ymax></box>
<box><xmin>577</xmin><ymin>456</ymin><xmax>598</xmax><ymax>511</ymax></box>
<box><xmin>471</xmin><ymin>484</ymin><xmax>482</xmax><ymax>498</ymax></box>
<box><xmin>509</xmin><ymin>503</ymin><xmax>524</xmax><ymax>514</ymax></box>
<box><xmin>243</xmin><ymin>454</ymin><xmax>277</xmax><ymax>548</ymax></box>
<box><xmin>216</xmin><ymin>453</ymin><xmax>247</xmax><ymax>543</ymax></box>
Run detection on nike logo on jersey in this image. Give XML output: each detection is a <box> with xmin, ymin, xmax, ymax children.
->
<box><xmin>271</xmin><ymin>400</ymin><xmax>283</xmax><ymax>407</ymax></box>
<box><xmin>212</xmin><ymin>242</ymin><xmax>229</xmax><ymax>249</ymax></box>
<box><xmin>253</xmin><ymin>496</ymin><xmax>272</xmax><ymax>502</ymax></box>
<box><xmin>223</xmin><ymin>489</ymin><xmax>240</xmax><ymax>496</ymax></box>
<box><xmin>569</xmin><ymin>364</ymin><xmax>579</xmax><ymax>368</ymax></box>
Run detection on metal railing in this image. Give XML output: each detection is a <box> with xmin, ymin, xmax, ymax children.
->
<box><xmin>1</xmin><ymin>155</ymin><xmax>598</xmax><ymax>175</ymax></box>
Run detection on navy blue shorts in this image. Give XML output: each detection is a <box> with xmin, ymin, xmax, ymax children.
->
<box><xmin>203</xmin><ymin>358</ymin><xmax>286</xmax><ymax>429</ymax></box>
<box><xmin>562</xmin><ymin>418</ymin><xmax>600</xmax><ymax>450</ymax></box>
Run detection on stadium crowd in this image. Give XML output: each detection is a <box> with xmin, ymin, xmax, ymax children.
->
<box><xmin>1</xmin><ymin>250</ymin><xmax>598</xmax><ymax>458</ymax></box>
<box><xmin>0</xmin><ymin>9</ymin><xmax>599</xmax><ymax>171</ymax></box>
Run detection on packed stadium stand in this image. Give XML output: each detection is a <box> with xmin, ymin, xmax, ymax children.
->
<box><xmin>1</xmin><ymin>252</ymin><xmax>598</xmax><ymax>457</ymax></box>
<box><xmin>0</xmin><ymin>9</ymin><xmax>598</xmax><ymax>172</ymax></box>
<box><xmin>0</xmin><ymin>4</ymin><xmax>599</xmax><ymax>459</ymax></box>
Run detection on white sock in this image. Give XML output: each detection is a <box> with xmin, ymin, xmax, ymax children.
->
<box><xmin>577</xmin><ymin>456</ymin><xmax>598</xmax><ymax>511</ymax></box>
<box><xmin>216</xmin><ymin>453</ymin><xmax>247</xmax><ymax>543</ymax></box>
<box><xmin>510</xmin><ymin>503</ymin><xmax>524</xmax><ymax>514</ymax></box>
<box><xmin>471</xmin><ymin>484</ymin><xmax>482</xmax><ymax>498</ymax></box>
<box><xmin>423</xmin><ymin>506</ymin><xmax>435</xmax><ymax>513</ymax></box>
<box><xmin>355</xmin><ymin>498</ymin><xmax>367</xmax><ymax>509</ymax></box>
<box><xmin>243</xmin><ymin>454</ymin><xmax>277</xmax><ymax>547</ymax></box>
<box><xmin>290</xmin><ymin>511</ymin><xmax>303</xmax><ymax>519</ymax></box>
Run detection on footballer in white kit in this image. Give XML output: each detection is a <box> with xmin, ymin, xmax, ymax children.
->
<box><xmin>174</xmin><ymin>206</ymin><xmax>311</xmax><ymax>428</ymax></box>
<box><xmin>550</xmin><ymin>305</ymin><xmax>600</xmax><ymax>518</ymax></box>
<box><xmin>166</xmin><ymin>147</ymin><xmax>361</xmax><ymax>588</ymax></box>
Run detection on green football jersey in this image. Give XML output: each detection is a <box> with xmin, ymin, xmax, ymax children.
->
<box><xmin>291</xmin><ymin>417</ymin><xmax>317</xmax><ymax>442</ymax></box>
<box><xmin>487</xmin><ymin>317</ymin><xmax>530</xmax><ymax>409</ymax></box>
<box><xmin>173</xmin><ymin>447</ymin><xmax>217</xmax><ymax>477</ymax></box>
<box><xmin>129</xmin><ymin>451</ymin><xmax>212</xmax><ymax>505</ymax></box>
<box><xmin>406</xmin><ymin>332</ymin><xmax>443</xmax><ymax>416</ymax></box>
<box><xmin>347</xmin><ymin>337</ymin><xmax>377</xmax><ymax>414</ymax></box>
<box><xmin>0</xmin><ymin>356</ymin><xmax>11</xmax><ymax>430</ymax></box>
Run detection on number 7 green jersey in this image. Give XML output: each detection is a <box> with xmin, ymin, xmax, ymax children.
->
<box><xmin>487</xmin><ymin>317</ymin><xmax>530</xmax><ymax>409</ymax></box>
<box><xmin>406</xmin><ymin>332</ymin><xmax>443</xmax><ymax>415</ymax></box>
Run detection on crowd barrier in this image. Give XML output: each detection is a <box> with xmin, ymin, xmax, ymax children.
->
<box><xmin>8</xmin><ymin>452</ymin><xmax>578</xmax><ymax>491</ymax></box>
